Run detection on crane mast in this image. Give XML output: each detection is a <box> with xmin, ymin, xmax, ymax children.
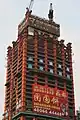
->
<box><xmin>29</xmin><ymin>0</ymin><xmax>34</xmax><ymax>12</ymax></box>
<box><xmin>26</xmin><ymin>0</ymin><xmax>34</xmax><ymax>13</ymax></box>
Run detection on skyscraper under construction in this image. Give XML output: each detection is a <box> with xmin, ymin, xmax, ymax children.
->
<box><xmin>3</xmin><ymin>2</ymin><xmax>75</xmax><ymax>120</ymax></box>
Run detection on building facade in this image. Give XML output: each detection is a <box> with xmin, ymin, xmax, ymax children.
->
<box><xmin>3</xmin><ymin>5</ymin><xmax>75</xmax><ymax>120</ymax></box>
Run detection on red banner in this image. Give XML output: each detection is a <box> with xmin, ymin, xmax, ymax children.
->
<box><xmin>32</xmin><ymin>84</ymin><xmax>68</xmax><ymax>118</ymax></box>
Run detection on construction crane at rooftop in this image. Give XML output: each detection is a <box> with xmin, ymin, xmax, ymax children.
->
<box><xmin>27</xmin><ymin>0</ymin><xmax>53</xmax><ymax>21</ymax></box>
<box><xmin>26</xmin><ymin>0</ymin><xmax>34</xmax><ymax>13</ymax></box>
<box><xmin>29</xmin><ymin>0</ymin><xmax>34</xmax><ymax>12</ymax></box>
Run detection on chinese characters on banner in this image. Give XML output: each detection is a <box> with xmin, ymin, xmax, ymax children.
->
<box><xmin>32</xmin><ymin>84</ymin><xmax>68</xmax><ymax>118</ymax></box>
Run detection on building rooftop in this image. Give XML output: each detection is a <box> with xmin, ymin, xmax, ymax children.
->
<box><xmin>18</xmin><ymin>13</ymin><xmax>60</xmax><ymax>37</ymax></box>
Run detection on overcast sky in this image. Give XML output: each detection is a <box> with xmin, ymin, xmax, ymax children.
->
<box><xmin>0</xmin><ymin>0</ymin><xmax>80</xmax><ymax>119</ymax></box>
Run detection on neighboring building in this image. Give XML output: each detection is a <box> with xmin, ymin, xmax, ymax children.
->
<box><xmin>3</xmin><ymin>3</ymin><xmax>75</xmax><ymax>120</ymax></box>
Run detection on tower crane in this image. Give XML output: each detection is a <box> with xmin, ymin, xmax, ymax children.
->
<box><xmin>25</xmin><ymin>0</ymin><xmax>34</xmax><ymax>24</ymax></box>
<box><xmin>26</xmin><ymin>0</ymin><xmax>34</xmax><ymax>14</ymax></box>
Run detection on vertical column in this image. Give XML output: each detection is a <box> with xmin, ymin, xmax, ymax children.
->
<box><xmin>67</xmin><ymin>43</ymin><xmax>75</xmax><ymax>120</ymax></box>
<box><xmin>16</xmin><ymin>37</ymin><xmax>22</xmax><ymax>113</ymax></box>
<box><xmin>21</xmin><ymin>29</ymin><xmax>27</xmax><ymax>112</ymax></box>
<box><xmin>44</xmin><ymin>39</ymin><xmax>48</xmax><ymax>85</ymax></box>
<box><xmin>4</xmin><ymin>46</ymin><xmax>12</xmax><ymax>120</ymax></box>
<box><xmin>61</xmin><ymin>40</ymin><xmax>69</xmax><ymax>120</ymax></box>
<box><xmin>60</xmin><ymin>40</ymin><xmax>66</xmax><ymax>88</ymax></box>
<box><xmin>34</xmin><ymin>31</ymin><xmax>38</xmax><ymax>83</ymax></box>
<box><xmin>15</xmin><ymin>76</ymin><xmax>18</xmax><ymax>113</ymax></box>
<box><xmin>9</xmin><ymin>47</ymin><xmax>13</xmax><ymax>120</ymax></box>
<box><xmin>15</xmin><ymin>40</ymin><xmax>19</xmax><ymax>114</ymax></box>
<box><xmin>11</xmin><ymin>42</ymin><xmax>18</xmax><ymax>116</ymax></box>
<box><xmin>53</xmin><ymin>39</ymin><xmax>57</xmax><ymax>87</ymax></box>
<box><xmin>20</xmin><ymin>116</ymin><xmax>25</xmax><ymax>120</ymax></box>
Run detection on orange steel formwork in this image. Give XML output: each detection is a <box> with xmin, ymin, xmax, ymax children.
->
<box><xmin>3</xmin><ymin>7</ymin><xmax>76</xmax><ymax>120</ymax></box>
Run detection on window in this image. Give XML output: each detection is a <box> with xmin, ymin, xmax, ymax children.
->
<box><xmin>18</xmin><ymin>103</ymin><xmax>21</xmax><ymax>108</ymax></box>
<box><xmin>28</xmin><ymin>56</ymin><xmax>33</xmax><ymax>61</ymax></box>
<box><xmin>6</xmin><ymin>119</ymin><xmax>8</xmax><ymax>120</ymax></box>
<box><xmin>18</xmin><ymin>99</ymin><xmax>21</xmax><ymax>108</ymax></box>
<box><xmin>38</xmin><ymin>30</ymin><xmax>42</xmax><ymax>35</ymax></box>
<box><xmin>49</xmin><ymin>61</ymin><xmax>53</xmax><ymax>66</ymax></box>
<box><xmin>49</xmin><ymin>69</ymin><xmax>53</xmax><ymax>73</ymax></box>
<box><xmin>28</xmin><ymin>27</ymin><xmax>34</xmax><ymax>36</ymax></box>
<box><xmin>16</xmin><ymin>101</ymin><xmax>19</xmax><ymax>109</ymax></box>
<box><xmin>66</xmin><ymin>67</ymin><xmax>69</xmax><ymax>72</ymax></box>
<box><xmin>16</xmin><ymin>104</ymin><xmax>19</xmax><ymax>109</ymax></box>
<box><xmin>16</xmin><ymin>99</ymin><xmax>21</xmax><ymax>109</ymax></box>
<box><xmin>67</xmin><ymin>74</ymin><xmax>70</xmax><ymax>79</ymax></box>
<box><xmin>28</xmin><ymin>63</ymin><xmax>32</xmax><ymax>69</ymax></box>
<box><xmin>5</xmin><ymin>111</ymin><xmax>8</xmax><ymax>117</ymax></box>
<box><xmin>58</xmin><ymin>71</ymin><xmax>62</xmax><ymax>76</ymax></box>
<box><xmin>39</xmin><ymin>59</ymin><xmax>43</xmax><ymax>63</ymax></box>
<box><xmin>17</xmin><ymin>118</ymin><xmax>20</xmax><ymax>120</ymax></box>
<box><xmin>49</xmin><ymin>34</ymin><xmax>53</xmax><ymax>38</ymax></box>
<box><xmin>58</xmin><ymin>64</ymin><xmax>62</xmax><ymax>69</ymax></box>
<box><xmin>39</xmin><ymin>66</ymin><xmax>43</xmax><ymax>71</ymax></box>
